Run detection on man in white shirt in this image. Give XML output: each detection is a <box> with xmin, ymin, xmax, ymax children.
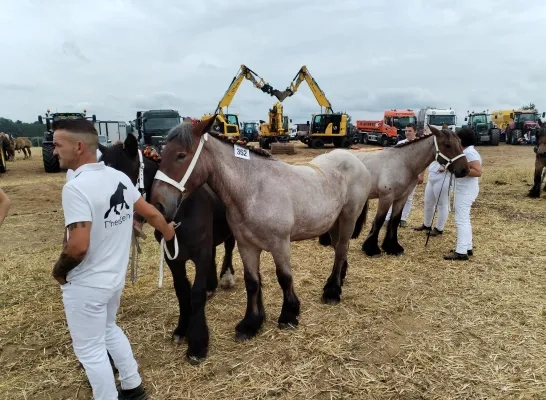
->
<box><xmin>51</xmin><ymin>118</ymin><xmax>175</xmax><ymax>400</ymax></box>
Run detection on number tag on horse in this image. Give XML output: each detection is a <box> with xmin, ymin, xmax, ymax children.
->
<box><xmin>234</xmin><ymin>144</ymin><xmax>250</xmax><ymax>160</ymax></box>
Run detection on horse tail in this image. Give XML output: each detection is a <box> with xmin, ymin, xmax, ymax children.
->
<box><xmin>317</xmin><ymin>200</ymin><xmax>369</xmax><ymax>246</ymax></box>
<box><xmin>351</xmin><ymin>200</ymin><xmax>368</xmax><ymax>239</ymax></box>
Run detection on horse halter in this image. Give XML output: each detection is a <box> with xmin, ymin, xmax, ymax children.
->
<box><xmin>433</xmin><ymin>135</ymin><xmax>466</xmax><ymax>169</ymax></box>
<box><xmin>153</xmin><ymin>133</ymin><xmax>208</xmax><ymax>193</ymax></box>
<box><xmin>136</xmin><ymin>149</ymin><xmax>146</xmax><ymax>200</ymax></box>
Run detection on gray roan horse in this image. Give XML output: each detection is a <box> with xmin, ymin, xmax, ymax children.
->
<box><xmin>150</xmin><ymin>116</ymin><xmax>372</xmax><ymax>344</ymax></box>
<box><xmin>319</xmin><ymin>126</ymin><xmax>470</xmax><ymax>257</ymax></box>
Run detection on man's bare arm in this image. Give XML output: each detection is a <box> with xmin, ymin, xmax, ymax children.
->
<box><xmin>52</xmin><ymin>221</ymin><xmax>91</xmax><ymax>283</ymax></box>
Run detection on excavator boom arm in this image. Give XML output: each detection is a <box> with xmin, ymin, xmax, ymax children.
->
<box><xmin>215</xmin><ymin>64</ymin><xmax>284</xmax><ymax>112</ymax></box>
<box><xmin>279</xmin><ymin>66</ymin><xmax>334</xmax><ymax>113</ymax></box>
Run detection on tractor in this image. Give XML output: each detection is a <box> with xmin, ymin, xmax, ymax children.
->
<box><xmin>37</xmin><ymin>109</ymin><xmax>96</xmax><ymax>173</ymax></box>
<box><xmin>462</xmin><ymin>111</ymin><xmax>501</xmax><ymax>146</ymax></box>
<box><xmin>505</xmin><ymin>110</ymin><xmax>545</xmax><ymax>145</ymax></box>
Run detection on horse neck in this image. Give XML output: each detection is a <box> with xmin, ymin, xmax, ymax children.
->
<box><xmin>204</xmin><ymin>137</ymin><xmax>273</xmax><ymax>207</ymax></box>
<box><xmin>397</xmin><ymin>135</ymin><xmax>437</xmax><ymax>173</ymax></box>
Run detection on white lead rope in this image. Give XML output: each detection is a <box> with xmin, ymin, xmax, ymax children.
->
<box><xmin>153</xmin><ymin>133</ymin><xmax>208</xmax><ymax>288</ymax></box>
<box><xmin>157</xmin><ymin>223</ymin><xmax>180</xmax><ymax>288</ymax></box>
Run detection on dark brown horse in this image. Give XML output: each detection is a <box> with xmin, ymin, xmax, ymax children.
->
<box><xmin>98</xmin><ymin>133</ymin><xmax>237</xmax><ymax>364</ymax></box>
<box><xmin>528</xmin><ymin>128</ymin><xmax>546</xmax><ymax>198</ymax></box>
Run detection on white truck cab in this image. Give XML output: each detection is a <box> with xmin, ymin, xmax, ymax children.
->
<box><xmin>418</xmin><ymin>107</ymin><xmax>457</xmax><ymax>132</ymax></box>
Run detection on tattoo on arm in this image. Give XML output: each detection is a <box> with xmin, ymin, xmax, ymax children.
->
<box><xmin>67</xmin><ymin>222</ymin><xmax>86</xmax><ymax>231</ymax></box>
<box><xmin>52</xmin><ymin>251</ymin><xmax>84</xmax><ymax>279</ymax></box>
<box><xmin>53</xmin><ymin>222</ymin><xmax>88</xmax><ymax>279</ymax></box>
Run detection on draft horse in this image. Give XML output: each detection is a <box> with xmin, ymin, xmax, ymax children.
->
<box><xmin>318</xmin><ymin>125</ymin><xmax>470</xmax><ymax>257</ymax></box>
<box><xmin>150</xmin><ymin>116</ymin><xmax>372</xmax><ymax>348</ymax></box>
<box><xmin>98</xmin><ymin>133</ymin><xmax>236</xmax><ymax>364</ymax></box>
<box><xmin>528</xmin><ymin>128</ymin><xmax>546</xmax><ymax>198</ymax></box>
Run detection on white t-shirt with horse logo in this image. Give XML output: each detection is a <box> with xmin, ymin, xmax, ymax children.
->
<box><xmin>62</xmin><ymin>161</ymin><xmax>141</xmax><ymax>290</ymax></box>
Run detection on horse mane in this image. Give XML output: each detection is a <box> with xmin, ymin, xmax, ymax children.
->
<box><xmin>167</xmin><ymin>122</ymin><xmax>274</xmax><ymax>159</ymax></box>
<box><xmin>207</xmin><ymin>131</ymin><xmax>273</xmax><ymax>158</ymax></box>
<box><xmin>392</xmin><ymin>132</ymin><xmax>434</xmax><ymax>148</ymax></box>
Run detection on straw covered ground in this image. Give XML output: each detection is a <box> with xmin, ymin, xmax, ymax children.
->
<box><xmin>1</xmin><ymin>143</ymin><xmax>545</xmax><ymax>400</ymax></box>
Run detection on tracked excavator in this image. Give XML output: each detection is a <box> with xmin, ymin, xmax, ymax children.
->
<box><xmin>277</xmin><ymin>65</ymin><xmax>352</xmax><ymax>149</ymax></box>
<box><xmin>203</xmin><ymin>64</ymin><xmax>285</xmax><ymax>142</ymax></box>
<box><xmin>258</xmin><ymin>101</ymin><xmax>293</xmax><ymax>150</ymax></box>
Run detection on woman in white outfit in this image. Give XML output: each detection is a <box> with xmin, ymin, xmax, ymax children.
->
<box><xmin>413</xmin><ymin>157</ymin><xmax>452</xmax><ymax>236</ymax></box>
<box><xmin>444</xmin><ymin>127</ymin><xmax>482</xmax><ymax>261</ymax></box>
<box><xmin>414</xmin><ymin>123</ymin><xmax>452</xmax><ymax>236</ymax></box>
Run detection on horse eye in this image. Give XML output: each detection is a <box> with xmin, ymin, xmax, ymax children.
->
<box><xmin>445</xmin><ymin>144</ymin><xmax>451</xmax><ymax>148</ymax></box>
<box><xmin>177</xmin><ymin>152</ymin><xmax>186</xmax><ymax>160</ymax></box>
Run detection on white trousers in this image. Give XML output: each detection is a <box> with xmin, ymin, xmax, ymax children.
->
<box><xmin>454</xmin><ymin>185</ymin><xmax>479</xmax><ymax>254</ymax></box>
<box><xmin>386</xmin><ymin>186</ymin><xmax>416</xmax><ymax>221</ymax></box>
<box><xmin>423</xmin><ymin>174</ymin><xmax>451</xmax><ymax>230</ymax></box>
<box><xmin>62</xmin><ymin>283</ymin><xmax>142</xmax><ymax>400</ymax></box>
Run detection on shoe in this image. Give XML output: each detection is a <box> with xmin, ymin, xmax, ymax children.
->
<box><xmin>118</xmin><ymin>383</ymin><xmax>148</xmax><ymax>400</ymax></box>
<box><xmin>443</xmin><ymin>251</ymin><xmax>469</xmax><ymax>261</ymax></box>
<box><xmin>429</xmin><ymin>227</ymin><xmax>443</xmax><ymax>236</ymax></box>
<box><xmin>399</xmin><ymin>220</ymin><xmax>408</xmax><ymax>227</ymax></box>
<box><xmin>413</xmin><ymin>224</ymin><xmax>431</xmax><ymax>231</ymax></box>
<box><xmin>449</xmin><ymin>249</ymin><xmax>473</xmax><ymax>256</ymax></box>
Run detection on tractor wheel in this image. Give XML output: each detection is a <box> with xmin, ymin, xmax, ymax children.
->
<box><xmin>42</xmin><ymin>143</ymin><xmax>61</xmax><ymax>173</ymax></box>
<box><xmin>342</xmin><ymin>137</ymin><xmax>351</xmax><ymax>148</ymax></box>
<box><xmin>490</xmin><ymin>129</ymin><xmax>500</xmax><ymax>146</ymax></box>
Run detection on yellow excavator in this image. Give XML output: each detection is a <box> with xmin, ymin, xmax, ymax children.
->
<box><xmin>278</xmin><ymin>65</ymin><xmax>351</xmax><ymax>149</ymax></box>
<box><xmin>203</xmin><ymin>64</ymin><xmax>284</xmax><ymax>142</ymax></box>
<box><xmin>258</xmin><ymin>101</ymin><xmax>292</xmax><ymax>150</ymax></box>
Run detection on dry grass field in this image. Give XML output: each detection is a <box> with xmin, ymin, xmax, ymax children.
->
<box><xmin>1</xmin><ymin>142</ymin><xmax>545</xmax><ymax>400</ymax></box>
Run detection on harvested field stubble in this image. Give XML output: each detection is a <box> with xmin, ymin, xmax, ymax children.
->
<box><xmin>1</xmin><ymin>144</ymin><xmax>545</xmax><ymax>399</ymax></box>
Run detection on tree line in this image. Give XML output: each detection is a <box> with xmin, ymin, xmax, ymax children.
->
<box><xmin>0</xmin><ymin>118</ymin><xmax>44</xmax><ymax>138</ymax></box>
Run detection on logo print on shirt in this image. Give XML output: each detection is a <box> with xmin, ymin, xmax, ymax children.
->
<box><xmin>104</xmin><ymin>182</ymin><xmax>130</xmax><ymax>219</ymax></box>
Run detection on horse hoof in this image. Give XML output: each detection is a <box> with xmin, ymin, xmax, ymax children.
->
<box><xmin>219</xmin><ymin>271</ymin><xmax>235</xmax><ymax>289</ymax></box>
<box><xmin>172</xmin><ymin>333</ymin><xmax>185</xmax><ymax>344</ymax></box>
<box><xmin>235</xmin><ymin>331</ymin><xmax>254</xmax><ymax>342</ymax></box>
<box><xmin>321</xmin><ymin>296</ymin><xmax>341</xmax><ymax>305</ymax></box>
<box><xmin>186</xmin><ymin>355</ymin><xmax>206</xmax><ymax>365</ymax></box>
<box><xmin>278</xmin><ymin>322</ymin><xmax>298</xmax><ymax>330</ymax></box>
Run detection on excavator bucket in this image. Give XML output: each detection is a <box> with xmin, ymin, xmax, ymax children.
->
<box><xmin>272</xmin><ymin>89</ymin><xmax>293</xmax><ymax>102</ymax></box>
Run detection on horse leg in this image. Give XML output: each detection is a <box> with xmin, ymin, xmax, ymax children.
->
<box><xmin>321</xmin><ymin>219</ymin><xmax>349</xmax><ymax>285</ymax></box>
<box><xmin>168</xmin><ymin>260</ymin><xmax>191</xmax><ymax>345</ymax></box>
<box><xmin>219</xmin><ymin>234</ymin><xmax>236</xmax><ymax>289</ymax></box>
<box><xmin>323</xmin><ymin>212</ymin><xmax>354</xmax><ymax>304</ymax></box>
<box><xmin>381</xmin><ymin>198</ymin><xmax>406</xmax><ymax>256</ymax></box>
<box><xmin>234</xmin><ymin>243</ymin><xmax>265</xmax><ymax>341</ymax></box>
<box><xmin>528</xmin><ymin>159</ymin><xmax>543</xmax><ymax>198</ymax></box>
<box><xmin>362</xmin><ymin>197</ymin><xmax>391</xmax><ymax>257</ymax></box>
<box><xmin>186</xmin><ymin>247</ymin><xmax>212</xmax><ymax>363</ymax></box>
<box><xmin>271</xmin><ymin>240</ymin><xmax>300</xmax><ymax>329</ymax></box>
<box><xmin>206</xmin><ymin>245</ymin><xmax>218</xmax><ymax>298</ymax></box>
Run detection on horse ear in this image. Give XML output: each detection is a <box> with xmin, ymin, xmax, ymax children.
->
<box><xmin>427</xmin><ymin>124</ymin><xmax>442</xmax><ymax>136</ymax></box>
<box><xmin>192</xmin><ymin>114</ymin><xmax>217</xmax><ymax>138</ymax></box>
<box><xmin>98</xmin><ymin>143</ymin><xmax>108</xmax><ymax>154</ymax></box>
<box><xmin>124</xmin><ymin>133</ymin><xmax>139</xmax><ymax>158</ymax></box>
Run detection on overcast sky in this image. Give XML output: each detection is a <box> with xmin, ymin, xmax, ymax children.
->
<box><xmin>1</xmin><ymin>0</ymin><xmax>544</xmax><ymax>125</ymax></box>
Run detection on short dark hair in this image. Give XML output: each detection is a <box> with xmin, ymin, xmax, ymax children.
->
<box><xmin>52</xmin><ymin>118</ymin><xmax>98</xmax><ymax>135</ymax></box>
<box><xmin>406</xmin><ymin>123</ymin><xmax>416</xmax><ymax>130</ymax></box>
<box><xmin>457</xmin><ymin>127</ymin><xmax>476</xmax><ymax>147</ymax></box>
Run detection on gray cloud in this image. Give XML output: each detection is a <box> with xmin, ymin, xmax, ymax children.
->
<box><xmin>1</xmin><ymin>0</ymin><xmax>545</xmax><ymax>126</ymax></box>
